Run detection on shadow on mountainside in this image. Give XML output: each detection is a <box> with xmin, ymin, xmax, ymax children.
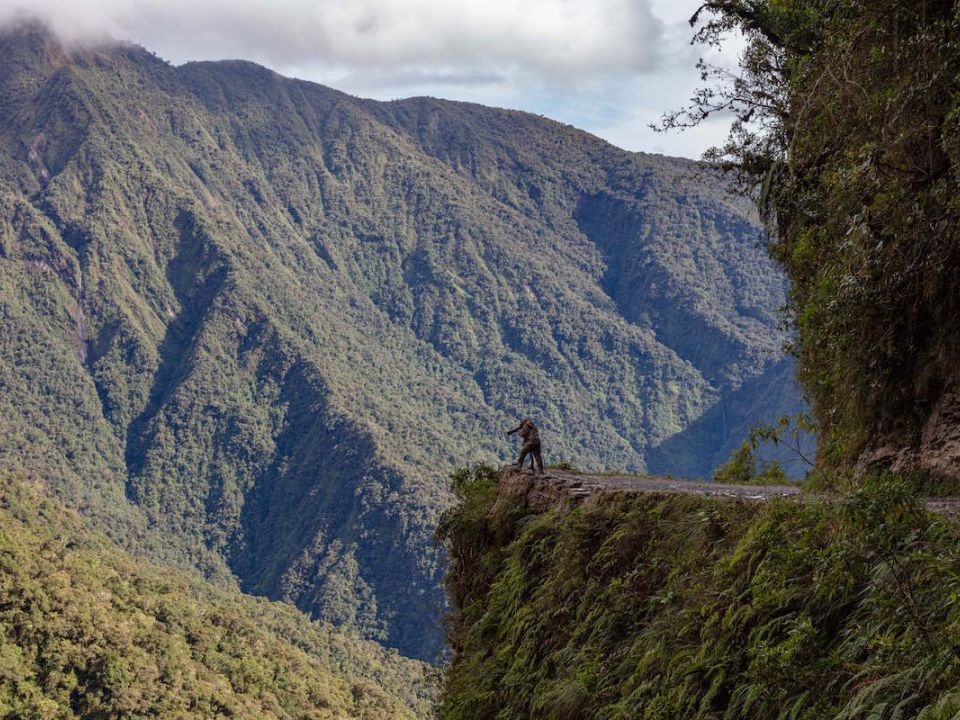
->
<box><xmin>646</xmin><ymin>357</ymin><xmax>813</xmax><ymax>480</ymax></box>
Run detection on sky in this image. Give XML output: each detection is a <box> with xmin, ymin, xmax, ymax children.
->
<box><xmin>0</xmin><ymin>0</ymin><xmax>741</xmax><ymax>158</ymax></box>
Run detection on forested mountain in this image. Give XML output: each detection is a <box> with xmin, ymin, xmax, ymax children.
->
<box><xmin>644</xmin><ymin>0</ymin><xmax>960</xmax><ymax>487</ymax></box>
<box><xmin>0</xmin><ymin>472</ymin><xmax>434</xmax><ymax>718</ymax></box>
<box><xmin>0</xmin><ymin>21</ymin><xmax>802</xmax><ymax>660</ymax></box>
<box><xmin>436</xmin><ymin>1</ymin><xmax>960</xmax><ymax>716</ymax></box>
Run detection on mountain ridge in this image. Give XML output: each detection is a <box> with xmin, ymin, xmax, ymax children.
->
<box><xmin>0</xmin><ymin>21</ymin><xmax>803</xmax><ymax>660</ymax></box>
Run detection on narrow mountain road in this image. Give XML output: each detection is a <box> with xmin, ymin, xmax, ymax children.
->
<box><xmin>516</xmin><ymin>468</ymin><xmax>960</xmax><ymax>518</ymax></box>
<box><xmin>545</xmin><ymin>468</ymin><xmax>801</xmax><ymax>501</ymax></box>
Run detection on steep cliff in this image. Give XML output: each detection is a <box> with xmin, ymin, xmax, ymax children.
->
<box><xmin>0</xmin><ymin>21</ymin><xmax>801</xmax><ymax>658</ymax></box>
<box><xmin>436</xmin><ymin>466</ymin><xmax>960</xmax><ymax>718</ymax></box>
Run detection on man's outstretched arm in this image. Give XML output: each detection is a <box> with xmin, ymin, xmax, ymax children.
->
<box><xmin>505</xmin><ymin>423</ymin><xmax>522</xmax><ymax>436</ymax></box>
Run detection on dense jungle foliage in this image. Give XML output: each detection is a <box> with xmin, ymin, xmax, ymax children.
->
<box><xmin>437</xmin><ymin>466</ymin><xmax>960</xmax><ymax>719</ymax></box>
<box><xmin>436</xmin><ymin>4</ymin><xmax>960</xmax><ymax>715</ymax></box>
<box><xmin>671</xmin><ymin>0</ymin><xmax>960</xmax><ymax>467</ymax></box>
<box><xmin>0</xmin><ymin>472</ymin><xmax>435</xmax><ymax>718</ymax></box>
<box><xmin>0</xmin><ymin>21</ymin><xmax>802</xmax><ymax>658</ymax></box>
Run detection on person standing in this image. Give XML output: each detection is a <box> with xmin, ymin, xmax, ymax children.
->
<box><xmin>506</xmin><ymin>418</ymin><xmax>544</xmax><ymax>475</ymax></box>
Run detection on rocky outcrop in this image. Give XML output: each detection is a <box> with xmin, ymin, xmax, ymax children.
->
<box><xmin>857</xmin><ymin>380</ymin><xmax>960</xmax><ymax>482</ymax></box>
<box><xmin>493</xmin><ymin>464</ymin><xmax>803</xmax><ymax>518</ymax></box>
<box><xmin>493</xmin><ymin>467</ymin><xmax>591</xmax><ymax>515</ymax></box>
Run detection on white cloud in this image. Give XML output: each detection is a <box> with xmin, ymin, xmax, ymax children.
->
<box><xmin>0</xmin><ymin>0</ymin><xmax>737</xmax><ymax>158</ymax></box>
<box><xmin>0</xmin><ymin>0</ymin><xmax>662</xmax><ymax>76</ymax></box>
<box><xmin>594</xmin><ymin>106</ymin><xmax>734</xmax><ymax>158</ymax></box>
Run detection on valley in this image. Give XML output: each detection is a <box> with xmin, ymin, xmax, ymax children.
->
<box><xmin>0</xmin><ymin>21</ymin><xmax>801</xmax><ymax>662</ymax></box>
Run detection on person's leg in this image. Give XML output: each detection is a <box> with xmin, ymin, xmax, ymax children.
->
<box><xmin>534</xmin><ymin>446</ymin><xmax>544</xmax><ymax>475</ymax></box>
<box><xmin>515</xmin><ymin>447</ymin><xmax>529</xmax><ymax>467</ymax></box>
<box><xmin>517</xmin><ymin>441</ymin><xmax>536</xmax><ymax>470</ymax></box>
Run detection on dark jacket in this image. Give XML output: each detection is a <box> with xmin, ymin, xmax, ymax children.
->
<box><xmin>508</xmin><ymin>419</ymin><xmax>540</xmax><ymax>445</ymax></box>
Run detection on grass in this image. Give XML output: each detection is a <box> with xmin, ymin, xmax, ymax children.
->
<box><xmin>437</xmin><ymin>467</ymin><xmax>960</xmax><ymax>719</ymax></box>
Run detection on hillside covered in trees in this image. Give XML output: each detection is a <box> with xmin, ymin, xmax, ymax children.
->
<box><xmin>0</xmin><ymin>472</ymin><xmax>435</xmax><ymax>718</ymax></box>
<box><xmin>663</xmin><ymin>0</ymin><xmax>960</xmax><ymax>485</ymax></box>
<box><xmin>436</xmin><ymin>1</ymin><xmax>960</xmax><ymax>718</ymax></box>
<box><xmin>0</xmin><ymin>20</ymin><xmax>801</xmax><ymax>660</ymax></box>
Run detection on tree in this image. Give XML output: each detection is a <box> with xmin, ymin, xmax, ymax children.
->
<box><xmin>662</xmin><ymin>0</ymin><xmax>960</xmax><ymax>473</ymax></box>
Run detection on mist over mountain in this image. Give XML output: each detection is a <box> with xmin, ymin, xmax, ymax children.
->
<box><xmin>0</xmin><ymin>21</ymin><xmax>803</xmax><ymax>660</ymax></box>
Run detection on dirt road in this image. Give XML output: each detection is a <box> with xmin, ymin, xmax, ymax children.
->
<box><xmin>513</xmin><ymin>467</ymin><xmax>960</xmax><ymax>517</ymax></box>
<box><xmin>544</xmin><ymin>468</ymin><xmax>801</xmax><ymax>501</ymax></box>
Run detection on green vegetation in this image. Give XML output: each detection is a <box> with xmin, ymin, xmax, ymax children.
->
<box><xmin>0</xmin><ymin>472</ymin><xmax>435</xmax><ymax>718</ymax></box>
<box><xmin>713</xmin><ymin>413</ymin><xmax>816</xmax><ymax>485</ymax></box>
<box><xmin>435</xmin><ymin>7</ymin><xmax>960</xmax><ymax>715</ymax></box>
<box><xmin>711</xmin><ymin>442</ymin><xmax>786</xmax><ymax>485</ymax></box>
<box><xmin>437</xmin><ymin>468</ymin><xmax>960</xmax><ymax>719</ymax></box>
<box><xmin>666</xmin><ymin>0</ymin><xmax>960</xmax><ymax>470</ymax></box>
<box><xmin>0</xmin><ymin>21</ymin><xmax>802</xmax><ymax>658</ymax></box>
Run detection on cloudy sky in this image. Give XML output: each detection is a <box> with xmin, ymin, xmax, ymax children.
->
<box><xmin>0</xmin><ymin>0</ymin><xmax>740</xmax><ymax>158</ymax></box>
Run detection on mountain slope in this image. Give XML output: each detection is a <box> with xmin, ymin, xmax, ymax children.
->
<box><xmin>0</xmin><ymin>472</ymin><xmax>435</xmax><ymax>718</ymax></box>
<box><xmin>0</xmin><ymin>22</ymin><xmax>802</xmax><ymax>659</ymax></box>
<box><xmin>436</xmin><ymin>468</ymin><xmax>960</xmax><ymax>719</ymax></box>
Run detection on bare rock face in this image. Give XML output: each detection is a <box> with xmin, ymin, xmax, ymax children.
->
<box><xmin>918</xmin><ymin>384</ymin><xmax>960</xmax><ymax>477</ymax></box>
<box><xmin>493</xmin><ymin>467</ymin><xmax>579</xmax><ymax>515</ymax></box>
<box><xmin>857</xmin><ymin>381</ymin><xmax>960</xmax><ymax>480</ymax></box>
